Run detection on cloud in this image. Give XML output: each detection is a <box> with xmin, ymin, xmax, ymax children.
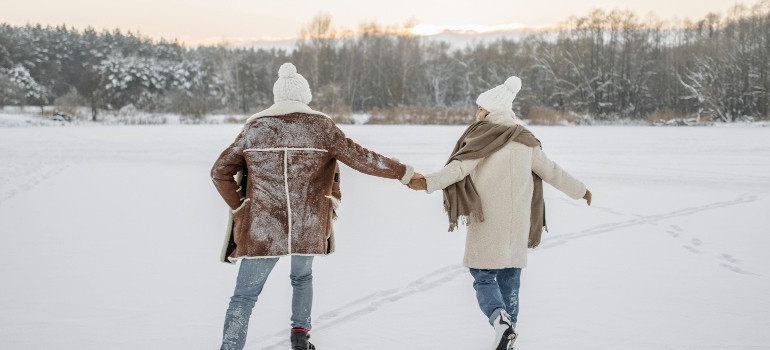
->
<box><xmin>408</xmin><ymin>23</ymin><xmax>530</xmax><ymax>36</ymax></box>
<box><xmin>182</xmin><ymin>35</ymin><xmax>296</xmax><ymax>48</ymax></box>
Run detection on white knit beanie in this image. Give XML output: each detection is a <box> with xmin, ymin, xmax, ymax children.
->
<box><xmin>273</xmin><ymin>63</ymin><xmax>312</xmax><ymax>104</ymax></box>
<box><xmin>475</xmin><ymin>76</ymin><xmax>522</xmax><ymax>113</ymax></box>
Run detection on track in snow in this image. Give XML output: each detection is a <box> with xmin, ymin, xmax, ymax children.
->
<box><xmin>248</xmin><ymin>193</ymin><xmax>761</xmax><ymax>349</ymax></box>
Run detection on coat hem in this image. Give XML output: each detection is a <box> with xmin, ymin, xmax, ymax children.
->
<box><xmin>220</xmin><ymin>213</ymin><xmax>236</xmax><ymax>265</ymax></box>
<box><xmin>423</xmin><ymin>172</ymin><xmax>445</xmax><ymax>194</ymax></box>
<box><xmin>463</xmin><ymin>262</ymin><xmax>528</xmax><ymax>270</ymax></box>
<box><xmin>399</xmin><ymin>164</ymin><xmax>415</xmax><ymax>184</ymax></box>
<box><xmin>227</xmin><ymin>252</ymin><xmax>333</xmax><ymax>263</ymax></box>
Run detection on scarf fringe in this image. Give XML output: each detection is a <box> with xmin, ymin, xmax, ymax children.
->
<box><xmin>447</xmin><ymin>212</ymin><xmax>485</xmax><ymax>232</ymax></box>
<box><xmin>527</xmin><ymin>225</ymin><xmax>548</xmax><ymax>249</ymax></box>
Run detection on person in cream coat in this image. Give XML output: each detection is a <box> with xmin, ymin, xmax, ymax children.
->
<box><xmin>409</xmin><ymin>76</ymin><xmax>591</xmax><ymax>350</ymax></box>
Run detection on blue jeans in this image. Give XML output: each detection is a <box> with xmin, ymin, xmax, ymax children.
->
<box><xmin>221</xmin><ymin>256</ymin><xmax>314</xmax><ymax>350</ymax></box>
<box><xmin>469</xmin><ymin>267</ymin><xmax>522</xmax><ymax>327</ymax></box>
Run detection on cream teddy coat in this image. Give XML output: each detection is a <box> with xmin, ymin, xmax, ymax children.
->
<box><xmin>424</xmin><ymin>110</ymin><xmax>586</xmax><ymax>269</ymax></box>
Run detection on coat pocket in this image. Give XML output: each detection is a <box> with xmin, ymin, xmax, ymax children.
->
<box><xmin>231</xmin><ymin>198</ymin><xmax>251</xmax><ymax>244</ymax></box>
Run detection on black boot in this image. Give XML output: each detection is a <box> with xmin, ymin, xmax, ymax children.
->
<box><xmin>290</xmin><ymin>330</ymin><xmax>316</xmax><ymax>350</ymax></box>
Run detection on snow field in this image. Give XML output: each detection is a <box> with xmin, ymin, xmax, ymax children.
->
<box><xmin>0</xmin><ymin>125</ymin><xmax>769</xmax><ymax>349</ymax></box>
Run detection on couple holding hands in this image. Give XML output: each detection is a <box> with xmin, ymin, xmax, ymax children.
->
<box><xmin>211</xmin><ymin>63</ymin><xmax>591</xmax><ymax>350</ymax></box>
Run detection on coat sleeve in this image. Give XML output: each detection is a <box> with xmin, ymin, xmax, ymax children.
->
<box><xmin>531</xmin><ymin>147</ymin><xmax>586</xmax><ymax>200</ymax></box>
<box><xmin>424</xmin><ymin>158</ymin><xmax>482</xmax><ymax>194</ymax></box>
<box><xmin>211</xmin><ymin>129</ymin><xmax>247</xmax><ymax>210</ymax></box>
<box><xmin>327</xmin><ymin>123</ymin><xmax>413</xmax><ymax>184</ymax></box>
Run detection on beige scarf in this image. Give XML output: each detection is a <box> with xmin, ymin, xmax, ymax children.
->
<box><xmin>443</xmin><ymin>121</ymin><xmax>548</xmax><ymax>248</ymax></box>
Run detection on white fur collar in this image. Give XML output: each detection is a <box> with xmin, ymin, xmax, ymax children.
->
<box><xmin>246</xmin><ymin>100</ymin><xmax>329</xmax><ymax>123</ymax></box>
<box><xmin>484</xmin><ymin>109</ymin><xmax>522</xmax><ymax>127</ymax></box>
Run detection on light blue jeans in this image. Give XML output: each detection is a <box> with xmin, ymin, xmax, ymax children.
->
<box><xmin>221</xmin><ymin>256</ymin><xmax>314</xmax><ymax>350</ymax></box>
<box><xmin>469</xmin><ymin>267</ymin><xmax>522</xmax><ymax>328</ymax></box>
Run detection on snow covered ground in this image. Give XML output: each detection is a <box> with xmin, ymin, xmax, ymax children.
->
<box><xmin>1</xmin><ymin>124</ymin><xmax>769</xmax><ymax>350</ymax></box>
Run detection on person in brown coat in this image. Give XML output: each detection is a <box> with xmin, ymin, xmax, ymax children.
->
<box><xmin>211</xmin><ymin>63</ymin><xmax>420</xmax><ymax>350</ymax></box>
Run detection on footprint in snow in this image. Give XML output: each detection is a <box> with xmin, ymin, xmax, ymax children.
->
<box><xmin>720</xmin><ymin>264</ymin><xmax>755</xmax><ymax>275</ymax></box>
<box><xmin>691</xmin><ymin>238</ymin><xmax>702</xmax><ymax>246</ymax></box>
<box><xmin>721</xmin><ymin>254</ymin><xmax>742</xmax><ymax>264</ymax></box>
<box><xmin>683</xmin><ymin>245</ymin><xmax>701</xmax><ymax>254</ymax></box>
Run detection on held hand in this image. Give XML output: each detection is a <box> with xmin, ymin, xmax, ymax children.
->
<box><xmin>583</xmin><ymin>189</ymin><xmax>592</xmax><ymax>206</ymax></box>
<box><xmin>407</xmin><ymin>178</ymin><xmax>427</xmax><ymax>191</ymax></box>
<box><xmin>411</xmin><ymin>172</ymin><xmax>424</xmax><ymax>180</ymax></box>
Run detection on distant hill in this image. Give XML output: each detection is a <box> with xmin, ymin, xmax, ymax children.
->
<box><xmin>243</xmin><ymin>27</ymin><xmax>550</xmax><ymax>51</ymax></box>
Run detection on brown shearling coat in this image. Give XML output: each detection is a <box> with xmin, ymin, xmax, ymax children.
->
<box><xmin>212</xmin><ymin>113</ymin><xmax>410</xmax><ymax>261</ymax></box>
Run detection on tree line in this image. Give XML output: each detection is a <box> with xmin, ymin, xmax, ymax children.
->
<box><xmin>1</xmin><ymin>1</ymin><xmax>768</xmax><ymax>123</ymax></box>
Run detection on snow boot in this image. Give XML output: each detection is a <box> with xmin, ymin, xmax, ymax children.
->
<box><xmin>290</xmin><ymin>329</ymin><xmax>316</xmax><ymax>350</ymax></box>
<box><xmin>491</xmin><ymin>310</ymin><xmax>517</xmax><ymax>350</ymax></box>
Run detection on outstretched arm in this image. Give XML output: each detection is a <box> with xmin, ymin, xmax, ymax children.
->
<box><xmin>328</xmin><ymin>124</ymin><xmax>414</xmax><ymax>184</ymax></box>
<box><xmin>531</xmin><ymin>147</ymin><xmax>588</xmax><ymax>202</ymax></box>
<box><xmin>422</xmin><ymin>158</ymin><xmax>482</xmax><ymax>193</ymax></box>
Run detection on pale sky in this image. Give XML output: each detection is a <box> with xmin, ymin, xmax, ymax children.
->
<box><xmin>1</xmin><ymin>0</ymin><xmax>741</xmax><ymax>45</ymax></box>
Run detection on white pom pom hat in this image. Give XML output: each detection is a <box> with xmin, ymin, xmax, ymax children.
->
<box><xmin>476</xmin><ymin>76</ymin><xmax>522</xmax><ymax>113</ymax></box>
<box><xmin>273</xmin><ymin>63</ymin><xmax>312</xmax><ymax>104</ymax></box>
